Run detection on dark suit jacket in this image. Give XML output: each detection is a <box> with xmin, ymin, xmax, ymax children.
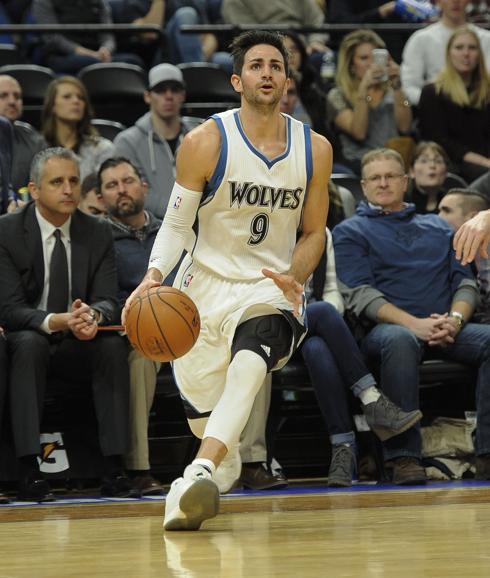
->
<box><xmin>0</xmin><ymin>116</ymin><xmax>14</xmax><ymax>215</ymax></box>
<box><xmin>0</xmin><ymin>202</ymin><xmax>119</xmax><ymax>330</ymax></box>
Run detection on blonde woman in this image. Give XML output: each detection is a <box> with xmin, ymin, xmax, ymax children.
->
<box><xmin>418</xmin><ymin>26</ymin><xmax>490</xmax><ymax>182</ymax></box>
<box><xmin>327</xmin><ymin>29</ymin><xmax>412</xmax><ymax>175</ymax></box>
<box><xmin>41</xmin><ymin>76</ymin><xmax>114</xmax><ymax>180</ymax></box>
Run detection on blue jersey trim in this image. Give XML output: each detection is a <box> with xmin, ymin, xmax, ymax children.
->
<box><xmin>202</xmin><ymin>114</ymin><xmax>228</xmax><ymax>205</ymax></box>
<box><xmin>303</xmin><ymin>124</ymin><xmax>313</xmax><ymax>186</ymax></box>
<box><xmin>233</xmin><ymin>111</ymin><xmax>291</xmax><ymax>169</ymax></box>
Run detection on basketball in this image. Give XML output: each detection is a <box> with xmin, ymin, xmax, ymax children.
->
<box><xmin>125</xmin><ymin>286</ymin><xmax>200</xmax><ymax>362</ymax></box>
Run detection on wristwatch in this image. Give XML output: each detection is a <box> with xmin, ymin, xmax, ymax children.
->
<box><xmin>449</xmin><ymin>311</ymin><xmax>465</xmax><ymax>328</ymax></box>
<box><xmin>89</xmin><ymin>308</ymin><xmax>99</xmax><ymax>324</ymax></box>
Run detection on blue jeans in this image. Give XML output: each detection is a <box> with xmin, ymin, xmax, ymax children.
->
<box><xmin>362</xmin><ymin>323</ymin><xmax>490</xmax><ymax>460</ymax></box>
<box><xmin>166</xmin><ymin>7</ymin><xmax>203</xmax><ymax>63</ymax></box>
<box><xmin>301</xmin><ymin>301</ymin><xmax>376</xmax><ymax>445</ymax></box>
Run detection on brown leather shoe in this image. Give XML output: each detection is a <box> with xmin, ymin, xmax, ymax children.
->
<box><xmin>391</xmin><ymin>457</ymin><xmax>427</xmax><ymax>485</ymax></box>
<box><xmin>475</xmin><ymin>455</ymin><xmax>490</xmax><ymax>480</ymax></box>
<box><xmin>240</xmin><ymin>463</ymin><xmax>288</xmax><ymax>490</ymax></box>
<box><xmin>131</xmin><ymin>474</ymin><xmax>165</xmax><ymax>496</ymax></box>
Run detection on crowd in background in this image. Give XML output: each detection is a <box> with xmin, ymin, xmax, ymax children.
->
<box><xmin>0</xmin><ymin>0</ymin><xmax>490</xmax><ymax>500</ymax></box>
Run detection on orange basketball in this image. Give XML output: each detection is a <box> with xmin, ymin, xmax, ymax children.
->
<box><xmin>125</xmin><ymin>287</ymin><xmax>200</xmax><ymax>362</ymax></box>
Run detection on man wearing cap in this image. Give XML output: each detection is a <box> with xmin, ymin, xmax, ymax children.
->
<box><xmin>113</xmin><ymin>63</ymin><xmax>201</xmax><ymax>219</ymax></box>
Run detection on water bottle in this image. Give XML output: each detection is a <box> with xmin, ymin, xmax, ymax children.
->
<box><xmin>320</xmin><ymin>49</ymin><xmax>336</xmax><ymax>89</ymax></box>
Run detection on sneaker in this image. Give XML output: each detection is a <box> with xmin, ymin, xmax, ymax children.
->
<box><xmin>213</xmin><ymin>445</ymin><xmax>242</xmax><ymax>494</ymax></box>
<box><xmin>391</xmin><ymin>457</ymin><xmax>427</xmax><ymax>485</ymax></box>
<box><xmin>363</xmin><ymin>393</ymin><xmax>422</xmax><ymax>441</ymax></box>
<box><xmin>163</xmin><ymin>467</ymin><xmax>220</xmax><ymax>531</ymax></box>
<box><xmin>240</xmin><ymin>462</ymin><xmax>289</xmax><ymax>490</ymax></box>
<box><xmin>327</xmin><ymin>444</ymin><xmax>356</xmax><ymax>487</ymax></box>
<box><xmin>475</xmin><ymin>454</ymin><xmax>490</xmax><ymax>480</ymax></box>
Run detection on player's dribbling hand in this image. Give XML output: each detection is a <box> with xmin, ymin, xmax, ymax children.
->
<box><xmin>262</xmin><ymin>269</ymin><xmax>304</xmax><ymax>317</ymax></box>
<box><xmin>122</xmin><ymin>278</ymin><xmax>161</xmax><ymax>327</ymax></box>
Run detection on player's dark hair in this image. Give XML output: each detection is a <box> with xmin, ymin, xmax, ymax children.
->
<box><xmin>97</xmin><ymin>156</ymin><xmax>144</xmax><ymax>191</ymax></box>
<box><xmin>230</xmin><ymin>30</ymin><xmax>289</xmax><ymax>77</ymax></box>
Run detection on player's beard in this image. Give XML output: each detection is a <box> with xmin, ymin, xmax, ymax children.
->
<box><xmin>242</xmin><ymin>82</ymin><xmax>284</xmax><ymax>111</ymax></box>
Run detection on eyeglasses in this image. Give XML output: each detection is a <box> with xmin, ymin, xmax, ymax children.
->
<box><xmin>362</xmin><ymin>173</ymin><xmax>406</xmax><ymax>184</ymax></box>
<box><xmin>415</xmin><ymin>156</ymin><xmax>446</xmax><ymax>165</ymax></box>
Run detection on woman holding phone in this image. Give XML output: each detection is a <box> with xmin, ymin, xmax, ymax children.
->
<box><xmin>327</xmin><ymin>29</ymin><xmax>412</xmax><ymax>175</ymax></box>
<box><xmin>418</xmin><ymin>26</ymin><xmax>490</xmax><ymax>183</ymax></box>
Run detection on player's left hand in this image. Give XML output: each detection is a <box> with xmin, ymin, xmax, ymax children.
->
<box><xmin>68</xmin><ymin>299</ymin><xmax>98</xmax><ymax>341</ymax></box>
<box><xmin>262</xmin><ymin>269</ymin><xmax>304</xmax><ymax>317</ymax></box>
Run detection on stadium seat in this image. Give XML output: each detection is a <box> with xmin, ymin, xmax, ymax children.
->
<box><xmin>91</xmin><ymin>118</ymin><xmax>127</xmax><ymax>141</ymax></box>
<box><xmin>0</xmin><ymin>43</ymin><xmax>25</xmax><ymax>66</ymax></box>
<box><xmin>0</xmin><ymin>64</ymin><xmax>55</xmax><ymax>127</ymax></box>
<box><xmin>178</xmin><ymin>62</ymin><xmax>240</xmax><ymax>117</ymax></box>
<box><xmin>444</xmin><ymin>172</ymin><xmax>468</xmax><ymax>190</ymax></box>
<box><xmin>331</xmin><ymin>173</ymin><xmax>364</xmax><ymax>203</ymax></box>
<box><xmin>79</xmin><ymin>63</ymin><xmax>147</xmax><ymax>126</ymax></box>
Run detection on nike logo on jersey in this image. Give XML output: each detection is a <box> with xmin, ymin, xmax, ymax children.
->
<box><xmin>229</xmin><ymin>181</ymin><xmax>303</xmax><ymax>212</ymax></box>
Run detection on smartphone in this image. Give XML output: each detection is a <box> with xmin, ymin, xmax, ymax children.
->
<box><xmin>372</xmin><ymin>48</ymin><xmax>389</xmax><ymax>81</ymax></box>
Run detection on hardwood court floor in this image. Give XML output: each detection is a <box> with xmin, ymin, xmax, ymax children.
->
<box><xmin>1</xmin><ymin>482</ymin><xmax>490</xmax><ymax>578</ymax></box>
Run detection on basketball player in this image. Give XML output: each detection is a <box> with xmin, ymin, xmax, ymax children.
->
<box><xmin>123</xmin><ymin>30</ymin><xmax>413</xmax><ymax>531</ymax></box>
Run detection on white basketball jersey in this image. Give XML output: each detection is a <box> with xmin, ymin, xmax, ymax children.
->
<box><xmin>189</xmin><ymin>108</ymin><xmax>313</xmax><ymax>281</ymax></box>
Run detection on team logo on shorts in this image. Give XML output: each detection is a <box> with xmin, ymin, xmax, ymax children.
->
<box><xmin>173</xmin><ymin>196</ymin><xmax>182</xmax><ymax>209</ymax></box>
<box><xmin>184</xmin><ymin>274</ymin><xmax>194</xmax><ymax>287</ymax></box>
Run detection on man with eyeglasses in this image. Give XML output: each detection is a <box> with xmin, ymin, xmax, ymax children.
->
<box><xmin>333</xmin><ymin>147</ymin><xmax>490</xmax><ymax>484</ymax></box>
<box><xmin>113</xmin><ymin>63</ymin><xmax>201</xmax><ymax>219</ymax></box>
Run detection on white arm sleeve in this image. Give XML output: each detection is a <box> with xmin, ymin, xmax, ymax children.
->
<box><xmin>148</xmin><ymin>182</ymin><xmax>202</xmax><ymax>280</ymax></box>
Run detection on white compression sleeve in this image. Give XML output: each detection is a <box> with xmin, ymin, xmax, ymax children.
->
<box><xmin>148</xmin><ymin>183</ymin><xmax>202</xmax><ymax>280</ymax></box>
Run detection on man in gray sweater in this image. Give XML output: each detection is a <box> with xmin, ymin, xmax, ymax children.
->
<box><xmin>113</xmin><ymin>63</ymin><xmax>201</xmax><ymax>219</ymax></box>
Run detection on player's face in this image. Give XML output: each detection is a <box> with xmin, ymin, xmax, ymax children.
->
<box><xmin>438</xmin><ymin>195</ymin><xmax>467</xmax><ymax>231</ymax></box>
<box><xmin>410</xmin><ymin>147</ymin><xmax>447</xmax><ymax>190</ymax></box>
<box><xmin>361</xmin><ymin>157</ymin><xmax>408</xmax><ymax>211</ymax></box>
<box><xmin>144</xmin><ymin>82</ymin><xmax>186</xmax><ymax>121</ymax></box>
<box><xmin>448</xmin><ymin>32</ymin><xmax>480</xmax><ymax>76</ymax></box>
<box><xmin>233</xmin><ymin>44</ymin><xmax>288</xmax><ymax>108</ymax></box>
<box><xmin>78</xmin><ymin>188</ymin><xmax>107</xmax><ymax>216</ymax></box>
<box><xmin>29</xmin><ymin>157</ymin><xmax>80</xmax><ymax>225</ymax></box>
<box><xmin>100</xmin><ymin>162</ymin><xmax>147</xmax><ymax>218</ymax></box>
<box><xmin>52</xmin><ymin>82</ymin><xmax>85</xmax><ymax>124</ymax></box>
<box><xmin>0</xmin><ymin>75</ymin><xmax>22</xmax><ymax>121</ymax></box>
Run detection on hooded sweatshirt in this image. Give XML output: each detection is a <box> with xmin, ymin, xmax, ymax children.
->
<box><xmin>333</xmin><ymin>201</ymin><xmax>478</xmax><ymax>319</ymax></box>
<box><xmin>113</xmin><ymin>112</ymin><xmax>201</xmax><ymax>219</ymax></box>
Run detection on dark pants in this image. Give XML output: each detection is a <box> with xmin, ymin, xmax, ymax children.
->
<box><xmin>7</xmin><ymin>330</ymin><xmax>130</xmax><ymax>458</ymax></box>
<box><xmin>301</xmin><ymin>301</ymin><xmax>376</xmax><ymax>443</ymax></box>
<box><xmin>0</xmin><ymin>337</ymin><xmax>6</xmax><ymax>436</ymax></box>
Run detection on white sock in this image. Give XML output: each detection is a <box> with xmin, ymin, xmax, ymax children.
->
<box><xmin>358</xmin><ymin>385</ymin><xmax>381</xmax><ymax>405</ymax></box>
<box><xmin>183</xmin><ymin>459</ymin><xmax>216</xmax><ymax>480</ymax></box>
<box><xmin>192</xmin><ymin>458</ymin><xmax>216</xmax><ymax>475</ymax></box>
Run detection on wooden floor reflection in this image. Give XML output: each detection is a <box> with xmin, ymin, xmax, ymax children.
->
<box><xmin>1</xmin><ymin>487</ymin><xmax>490</xmax><ymax>577</ymax></box>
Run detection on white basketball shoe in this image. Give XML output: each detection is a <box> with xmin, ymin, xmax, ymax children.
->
<box><xmin>213</xmin><ymin>445</ymin><xmax>242</xmax><ymax>494</ymax></box>
<box><xmin>163</xmin><ymin>464</ymin><xmax>220</xmax><ymax>531</ymax></box>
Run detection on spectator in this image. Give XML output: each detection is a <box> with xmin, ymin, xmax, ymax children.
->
<box><xmin>222</xmin><ymin>0</ymin><xmax>329</xmax><ymax>55</ymax></box>
<box><xmin>113</xmin><ymin>63</ymin><xmax>201</xmax><ymax>219</ymax></box>
<box><xmin>41</xmin><ymin>76</ymin><xmax>115</xmax><ymax>180</ymax></box>
<box><xmin>401</xmin><ymin>0</ymin><xmax>490</xmax><ymax>106</ymax></box>
<box><xmin>97</xmin><ymin>156</ymin><xmax>164</xmax><ymax>496</ymax></box>
<box><xmin>301</xmin><ymin>229</ymin><xmax>422</xmax><ymax>487</ymax></box>
<box><xmin>0</xmin><ymin>0</ymin><xmax>33</xmax><ymax>44</ymax></box>
<box><xmin>0</xmin><ymin>115</ymin><xmax>13</xmax><ymax>215</ymax></box>
<box><xmin>406</xmin><ymin>141</ymin><xmax>450</xmax><ymax>213</ymax></box>
<box><xmin>333</xmin><ymin>147</ymin><xmax>490</xmax><ymax>484</ymax></box>
<box><xmin>327</xmin><ymin>29</ymin><xmax>412</xmax><ymax>175</ymax></box>
<box><xmin>438</xmin><ymin>188</ymin><xmax>490</xmax><ymax>322</ymax></box>
<box><xmin>471</xmin><ymin>171</ymin><xmax>490</xmax><ymax>199</ymax></box>
<box><xmin>32</xmin><ymin>0</ymin><xmax>144</xmax><ymax>74</ymax></box>
<box><xmin>0</xmin><ymin>326</ymin><xmax>8</xmax><ymax>503</ymax></box>
<box><xmin>418</xmin><ymin>27</ymin><xmax>490</xmax><ymax>183</ymax></box>
<box><xmin>0</xmin><ymin>75</ymin><xmax>46</xmax><ymax>196</ymax></box>
<box><xmin>78</xmin><ymin>172</ymin><xmax>107</xmax><ymax>216</ymax></box>
<box><xmin>0</xmin><ymin>147</ymin><xmax>133</xmax><ymax>501</ymax></box>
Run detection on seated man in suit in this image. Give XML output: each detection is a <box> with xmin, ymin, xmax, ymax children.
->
<box><xmin>333</xmin><ymin>148</ymin><xmax>490</xmax><ymax>484</ymax></box>
<box><xmin>0</xmin><ymin>147</ymin><xmax>132</xmax><ymax>501</ymax></box>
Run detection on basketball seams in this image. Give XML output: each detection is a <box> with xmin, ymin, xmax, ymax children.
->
<box><xmin>147</xmin><ymin>289</ymin><xmax>176</xmax><ymax>359</ymax></box>
<box><xmin>156</xmin><ymin>291</ymin><xmax>196</xmax><ymax>339</ymax></box>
